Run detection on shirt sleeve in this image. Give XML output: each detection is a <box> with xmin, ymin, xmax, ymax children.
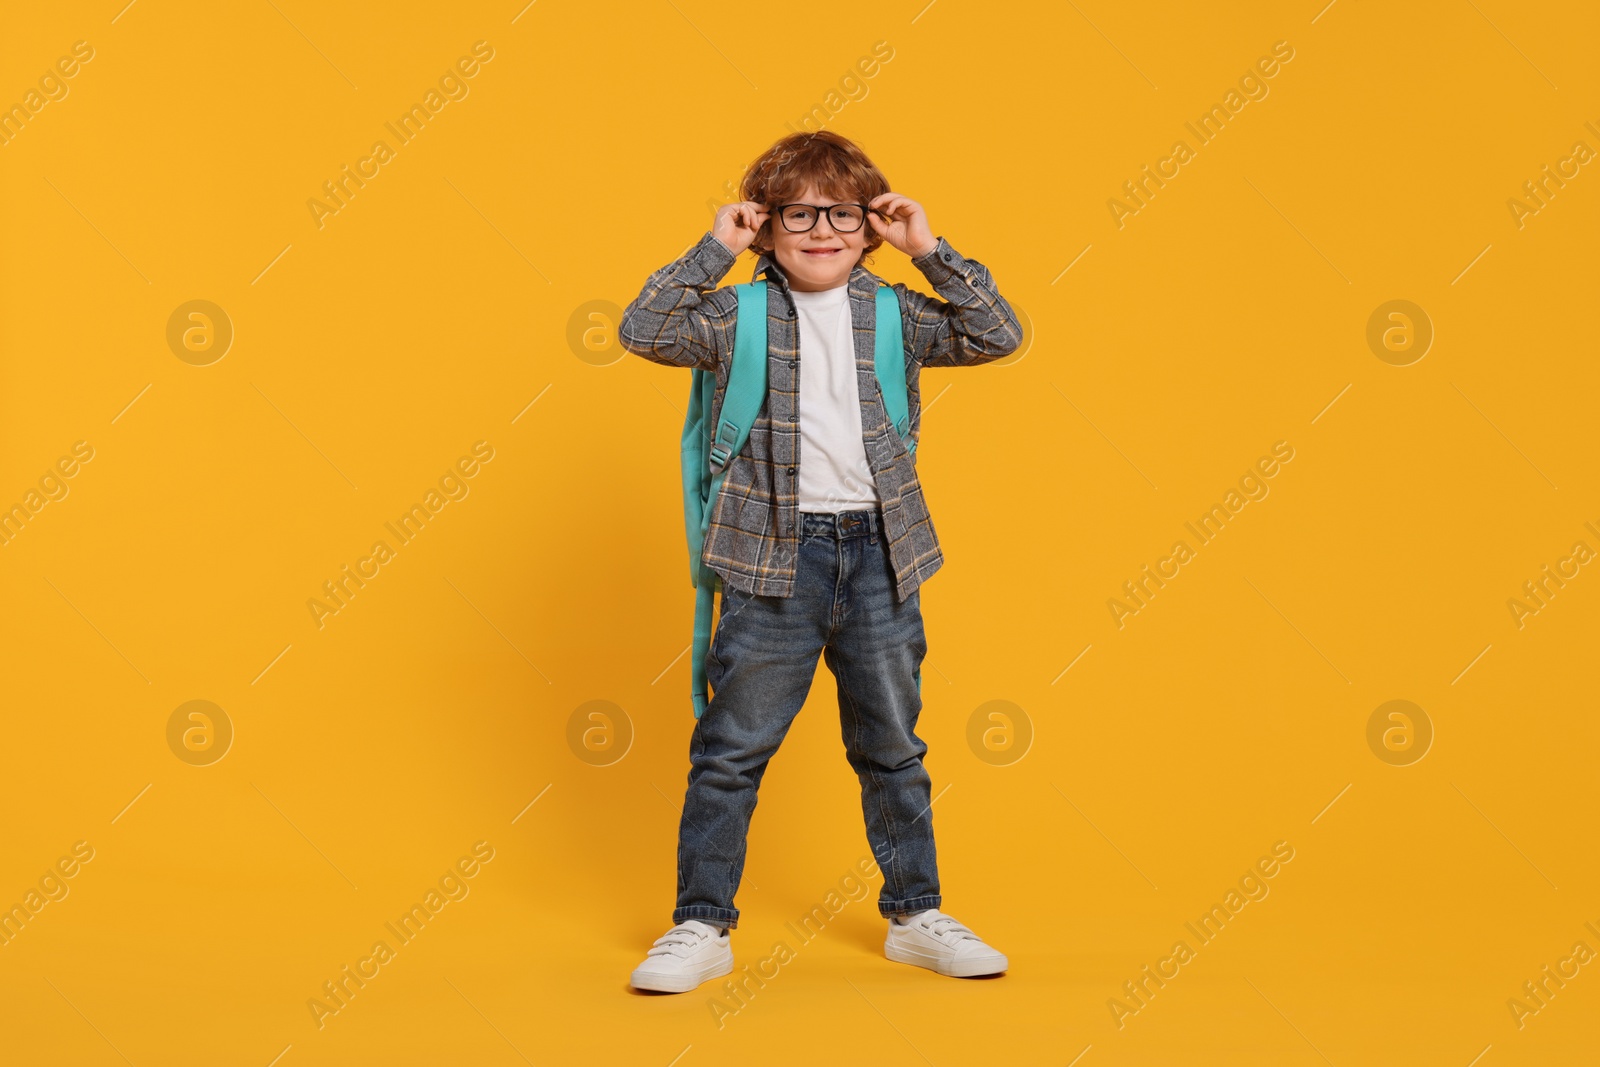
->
<box><xmin>899</xmin><ymin>235</ymin><xmax>1024</xmax><ymax>368</ymax></box>
<box><xmin>618</xmin><ymin>230</ymin><xmax>740</xmax><ymax>372</ymax></box>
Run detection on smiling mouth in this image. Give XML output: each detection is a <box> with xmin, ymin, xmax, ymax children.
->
<box><xmin>802</xmin><ymin>248</ymin><xmax>842</xmax><ymax>256</ymax></box>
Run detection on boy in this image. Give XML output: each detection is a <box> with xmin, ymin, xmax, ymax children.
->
<box><xmin>619</xmin><ymin>131</ymin><xmax>1022</xmax><ymax>993</ymax></box>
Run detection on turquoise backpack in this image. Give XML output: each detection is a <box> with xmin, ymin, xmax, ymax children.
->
<box><xmin>681</xmin><ymin>279</ymin><xmax>915</xmax><ymax>718</ymax></box>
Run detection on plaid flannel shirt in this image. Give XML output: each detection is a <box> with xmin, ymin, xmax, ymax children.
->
<box><xmin>620</xmin><ymin>228</ymin><xmax>1023</xmax><ymax>604</ymax></box>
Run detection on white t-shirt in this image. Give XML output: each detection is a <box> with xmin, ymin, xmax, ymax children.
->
<box><xmin>788</xmin><ymin>283</ymin><xmax>881</xmax><ymax>513</ymax></box>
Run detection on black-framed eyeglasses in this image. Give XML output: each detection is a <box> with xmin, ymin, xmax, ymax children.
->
<box><xmin>776</xmin><ymin>202</ymin><xmax>869</xmax><ymax>234</ymax></box>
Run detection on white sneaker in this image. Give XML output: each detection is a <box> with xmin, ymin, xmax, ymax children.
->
<box><xmin>885</xmin><ymin>909</ymin><xmax>1007</xmax><ymax>977</ymax></box>
<box><xmin>630</xmin><ymin>919</ymin><xmax>734</xmax><ymax>993</ymax></box>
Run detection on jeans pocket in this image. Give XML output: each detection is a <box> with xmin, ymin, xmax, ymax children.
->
<box><xmin>710</xmin><ymin>583</ymin><xmax>740</xmax><ymax>672</ymax></box>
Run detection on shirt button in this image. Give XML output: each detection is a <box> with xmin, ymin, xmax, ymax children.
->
<box><xmin>789</xmin><ymin>414</ymin><xmax>797</xmax><ymax>423</ymax></box>
<box><xmin>788</xmin><ymin>359</ymin><xmax>797</xmax><ymax>368</ymax></box>
<box><xmin>786</xmin><ymin>467</ymin><xmax>796</xmax><ymax>476</ymax></box>
<box><xmin>942</xmin><ymin>252</ymin><xmax>952</xmax><ymax>261</ymax></box>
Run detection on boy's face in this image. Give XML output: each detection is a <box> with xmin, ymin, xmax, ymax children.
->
<box><xmin>768</xmin><ymin>182</ymin><xmax>867</xmax><ymax>292</ymax></box>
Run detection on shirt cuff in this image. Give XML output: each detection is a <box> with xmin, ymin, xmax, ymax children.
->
<box><xmin>910</xmin><ymin>235</ymin><xmax>959</xmax><ymax>286</ymax></box>
<box><xmin>693</xmin><ymin>229</ymin><xmax>739</xmax><ymax>279</ymax></box>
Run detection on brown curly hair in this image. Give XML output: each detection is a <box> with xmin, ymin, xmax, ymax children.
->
<box><xmin>738</xmin><ymin>131</ymin><xmax>892</xmax><ymax>262</ymax></box>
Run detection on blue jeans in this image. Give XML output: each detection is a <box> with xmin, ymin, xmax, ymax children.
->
<box><xmin>672</xmin><ymin>507</ymin><xmax>941</xmax><ymax>930</ymax></box>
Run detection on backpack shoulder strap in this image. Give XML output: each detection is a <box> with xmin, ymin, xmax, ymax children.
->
<box><xmin>681</xmin><ymin>279</ymin><xmax>770</xmax><ymax>586</ymax></box>
<box><xmin>873</xmin><ymin>284</ymin><xmax>915</xmax><ymax>455</ymax></box>
<box><xmin>685</xmin><ymin>278</ymin><xmax>770</xmax><ymax>718</ymax></box>
<box><xmin>712</xmin><ymin>280</ymin><xmax>771</xmax><ymax>472</ymax></box>
<box><xmin>871</xmin><ymin>283</ymin><xmax>917</xmax><ymax>699</ymax></box>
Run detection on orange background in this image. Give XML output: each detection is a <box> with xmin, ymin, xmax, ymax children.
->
<box><xmin>2</xmin><ymin>1</ymin><xmax>1597</xmax><ymax>1064</ymax></box>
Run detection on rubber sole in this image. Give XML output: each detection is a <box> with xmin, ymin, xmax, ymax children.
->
<box><xmin>630</xmin><ymin>948</ymin><xmax>734</xmax><ymax>993</ymax></box>
<box><xmin>885</xmin><ymin>939</ymin><xmax>1008</xmax><ymax>978</ymax></box>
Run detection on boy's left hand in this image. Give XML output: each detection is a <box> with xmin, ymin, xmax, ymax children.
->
<box><xmin>868</xmin><ymin>193</ymin><xmax>938</xmax><ymax>259</ymax></box>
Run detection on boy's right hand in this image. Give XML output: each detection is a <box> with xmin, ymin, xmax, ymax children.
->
<box><xmin>712</xmin><ymin>201</ymin><xmax>770</xmax><ymax>255</ymax></box>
